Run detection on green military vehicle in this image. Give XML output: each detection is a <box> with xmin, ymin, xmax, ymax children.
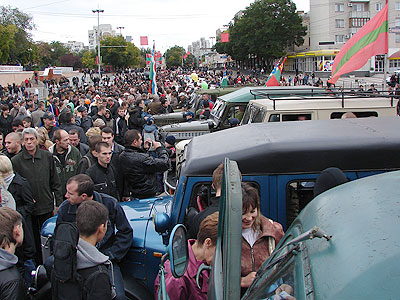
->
<box><xmin>153</xmin><ymin>87</ymin><xmax>239</xmax><ymax>127</ymax></box>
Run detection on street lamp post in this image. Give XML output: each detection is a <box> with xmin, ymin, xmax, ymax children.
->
<box><xmin>92</xmin><ymin>9</ymin><xmax>104</xmax><ymax>82</ymax></box>
<box><xmin>117</xmin><ymin>26</ymin><xmax>125</xmax><ymax>36</ymax></box>
<box><xmin>209</xmin><ymin>36</ymin><xmax>215</xmax><ymax>47</ymax></box>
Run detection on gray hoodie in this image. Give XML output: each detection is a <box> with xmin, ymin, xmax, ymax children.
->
<box><xmin>0</xmin><ymin>248</ymin><xmax>18</xmax><ymax>270</ymax></box>
<box><xmin>76</xmin><ymin>238</ymin><xmax>116</xmax><ymax>299</ymax></box>
<box><xmin>77</xmin><ymin>238</ymin><xmax>110</xmax><ymax>270</ymax></box>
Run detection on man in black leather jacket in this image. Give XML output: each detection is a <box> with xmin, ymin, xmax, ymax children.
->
<box><xmin>119</xmin><ymin>129</ymin><xmax>170</xmax><ymax>200</ymax></box>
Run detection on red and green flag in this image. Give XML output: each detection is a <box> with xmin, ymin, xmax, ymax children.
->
<box><xmin>265</xmin><ymin>57</ymin><xmax>286</xmax><ymax>87</ymax></box>
<box><xmin>329</xmin><ymin>2</ymin><xmax>388</xmax><ymax>84</ymax></box>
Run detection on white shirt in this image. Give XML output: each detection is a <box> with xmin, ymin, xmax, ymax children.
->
<box><xmin>242</xmin><ymin>227</ymin><xmax>260</xmax><ymax>247</ymax></box>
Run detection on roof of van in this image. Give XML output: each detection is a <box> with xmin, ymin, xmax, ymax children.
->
<box><xmin>181</xmin><ymin>117</ymin><xmax>400</xmax><ymax>176</ymax></box>
<box><xmin>218</xmin><ymin>86</ymin><xmax>325</xmax><ymax>103</ymax></box>
<box><xmin>247</xmin><ymin>96</ymin><xmax>396</xmax><ymax>111</ymax></box>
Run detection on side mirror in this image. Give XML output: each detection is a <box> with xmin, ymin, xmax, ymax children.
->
<box><xmin>158</xmin><ymin>224</ymin><xmax>189</xmax><ymax>300</ymax></box>
<box><xmin>168</xmin><ymin>224</ymin><xmax>189</xmax><ymax>278</ymax></box>
<box><xmin>154</xmin><ymin>212</ymin><xmax>171</xmax><ymax>246</ymax></box>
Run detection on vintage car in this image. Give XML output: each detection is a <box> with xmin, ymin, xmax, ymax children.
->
<box><xmin>159</xmin><ymin>86</ymin><xmax>325</xmax><ymax>141</ymax></box>
<box><xmin>41</xmin><ymin>117</ymin><xmax>400</xmax><ymax>299</ymax></box>
<box><xmin>153</xmin><ymin>87</ymin><xmax>239</xmax><ymax>127</ymax></box>
<box><xmin>162</xmin><ymin>160</ymin><xmax>400</xmax><ymax>300</ymax></box>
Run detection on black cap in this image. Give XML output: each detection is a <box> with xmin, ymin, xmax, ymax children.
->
<box><xmin>313</xmin><ymin>167</ymin><xmax>349</xmax><ymax>197</ymax></box>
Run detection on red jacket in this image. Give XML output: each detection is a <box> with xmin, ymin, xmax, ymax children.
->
<box><xmin>241</xmin><ymin>216</ymin><xmax>284</xmax><ymax>277</ymax></box>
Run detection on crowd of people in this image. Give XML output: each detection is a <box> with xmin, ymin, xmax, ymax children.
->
<box><xmin>0</xmin><ymin>67</ymin><xmax>265</xmax><ymax>300</ymax></box>
<box><xmin>0</xmin><ymin>66</ymin><xmax>354</xmax><ymax>300</ymax></box>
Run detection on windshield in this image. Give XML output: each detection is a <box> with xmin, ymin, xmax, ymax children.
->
<box><xmin>211</xmin><ymin>99</ymin><xmax>226</xmax><ymax>120</ymax></box>
<box><xmin>241</xmin><ymin>105</ymin><xmax>266</xmax><ymax>125</ymax></box>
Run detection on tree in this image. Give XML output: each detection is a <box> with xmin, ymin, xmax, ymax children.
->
<box><xmin>0</xmin><ymin>6</ymin><xmax>35</xmax><ymax>65</ymax></box>
<box><xmin>100</xmin><ymin>35</ymin><xmax>141</xmax><ymax>69</ymax></box>
<box><xmin>59</xmin><ymin>53</ymin><xmax>82</xmax><ymax>69</ymax></box>
<box><xmin>217</xmin><ymin>0</ymin><xmax>306</xmax><ymax>69</ymax></box>
<box><xmin>0</xmin><ymin>24</ymin><xmax>17</xmax><ymax>63</ymax></box>
<box><xmin>165</xmin><ymin>46</ymin><xmax>185</xmax><ymax>68</ymax></box>
<box><xmin>81</xmin><ymin>50</ymin><xmax>96</xmax><ymax>69</ymax></box>
<box><xmin>36</xmin><ymin>41</ymin><xmax>69</xmax><ymax>67</ymax></box>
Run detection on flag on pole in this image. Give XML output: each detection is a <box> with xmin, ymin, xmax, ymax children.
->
<box><xmin>221</xmin><ymin>64</ymin><xmax>228</xmax><ymax>87</ymax></box>
<box><xmin>265</xmin><ymin>57</ymin><xmax>287</xmax><ymax>86</ymax></box>
<box><xmin>140</xmin><ymin>36</ymin><xmax>148</xmax><ymax>46</ymax></box>
<box><xmin>149</xmin><ymin>41</ymin><xmax>158</xmax><ymax>95</ymax></box>
<box><xmin>329</xmin><ymin>2</ymin><xmax>388</xmax><ymax>84</ymax></box>
<box><xmin>146</xmin><ymin>53</ymin><xmax>152</xmax><ymax>65</ymax></box>
<box><xmin>221</xmin><ymin>33</ymin><xmax>229</xmax><ymax>43</ymax></box>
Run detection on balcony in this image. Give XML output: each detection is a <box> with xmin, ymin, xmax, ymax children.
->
<box><xmin>349</xmin><ymin>11</ymin><xmax>370</xmax><ymax>18</ymax></box>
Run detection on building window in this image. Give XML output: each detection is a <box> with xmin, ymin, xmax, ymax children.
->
<box><xmin>396</xmin><ymin>33</ymin><xmax>400</xmax><ymax>43</ymax></box>
<box><xmin>376</xmin><ymin>3</ymin><xmax>383</xmax><ymax>11</ymax></box>
<box><xmin>336</xmin><ymin>35</ymin><xmax>345</xmax><ymax>43</ymax></box>
<box><xmin>335</xmin><ymin>3</ymin><xmax>344</xmax><ymax>12</ymax></box>
<box><xmin>396</xmin><ymin>18</ymin><xmax>400</xmax><ymax>27</ymax></box>
<box><xmin>396</xmin><ymin>2</ymin><xmax>400</xmax><ymax>10</ymax></box>
<box><xmin>335</xmin><ymin>19</ymin><xmax>345</xmax><ymax>28</ymax></box>
<box><xmin>353</xmin><ymin>3</ymin><xmax>364</xmax><ymax>11</ymax></box>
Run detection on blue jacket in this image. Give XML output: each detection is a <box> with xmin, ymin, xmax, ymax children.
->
<box><xmin>57</xmin><ymin>192</ymin><xmax>133</xmax><ymax>262</ymax></box>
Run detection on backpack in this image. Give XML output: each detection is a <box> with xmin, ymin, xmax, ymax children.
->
<box><xmin>51</xmin><ymin>222</ymin><xmax>82</xmax><ymax>300</ymax></box>
<box><xmin>51</xmin><ymin>221</ymin><xmax>115</xmax><ymax>300</ymax></box>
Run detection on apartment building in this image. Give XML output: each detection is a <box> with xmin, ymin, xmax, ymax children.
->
<box><xmin>88</xmin><ymin>24</ymin><xmax>116</xmax><ymax>50</ymax></box>
<box><xmin>287</xmin><ymin>0</ymin><xmax>399</xmax><ymax>75</ymax></box>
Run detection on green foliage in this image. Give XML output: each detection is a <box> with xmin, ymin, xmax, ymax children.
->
<box><xmin>217</xmin><ymin>0</ymin><xmax>306</xmax><ymax>67</ymax></box>
<box><xmin>36</xmin><ymin>41</ymin><xmax>69</xmax><ymax>67</ymax></box>
<box><xmin>0</xmin><ymin>24</ymin><xmax>17</xmax><ymax>63</ymax></box>
<box><xmin>81</xmin><ymin>50</ymin><xmax>96</xmax><ymax>69</ymax></box>
<box><xmin>165</xmin><ymin>46</ymin><xmax>185</xmax><ymax>68</ymax></box>
<box><xmin>0</xmin><ymin>6</ymin><xmax>35</xmax><ymax>65</ymax></box>
<box><xmin>100</xmin><ymin>35</ymin><xmax>141</xmax><ymax>69</ymax></box>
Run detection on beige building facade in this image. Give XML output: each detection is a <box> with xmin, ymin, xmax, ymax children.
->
<box><xmin>287</xmin><ymin>0</ymin><xmax>399</xmax><ymax>75</ymax></box>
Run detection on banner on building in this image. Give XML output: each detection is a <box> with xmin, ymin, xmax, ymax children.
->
<box><xmin>140</xmin><ymin>36</ymin><xmax>149</xmax><ymax>46</ymax></box>
<box><xmin>221</xmin><ymin>33</ymin><xmax>229</xmax><ymax>43</ymax></box>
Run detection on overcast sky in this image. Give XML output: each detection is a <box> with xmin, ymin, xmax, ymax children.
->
<box><xmin>3</xmin><ymin>0</ymin><xmax>310</xmax><ymax>53</ymax></box>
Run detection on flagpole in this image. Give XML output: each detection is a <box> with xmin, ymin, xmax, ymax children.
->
<box><xmin>384</xmin><ymin>0</ymin><xmax>389</xmax><ymax>89</ymax></box>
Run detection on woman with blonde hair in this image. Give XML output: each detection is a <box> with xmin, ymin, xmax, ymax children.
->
<box><xmin>36</xmin><ymin>127</ymin><xmax>53</xmax><ymax>151</ymax></box>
